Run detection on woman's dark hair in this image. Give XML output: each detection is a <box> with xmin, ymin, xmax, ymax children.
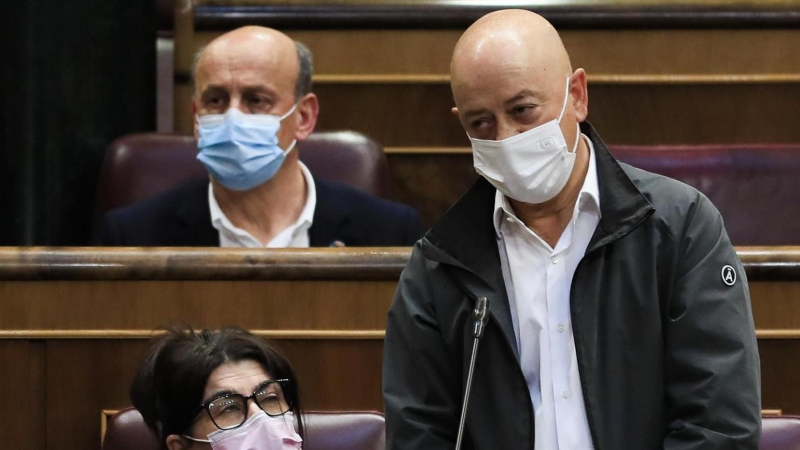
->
<box><xmin>130</xmin><ymin>325</ymin><xmax>303</xmax><ymax>447</ymax></box>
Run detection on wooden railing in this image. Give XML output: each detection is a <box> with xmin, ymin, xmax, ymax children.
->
<box><xmin>1</xmin><ymin>247</ymin><xmax>800</xmax><ymax>449</ymax></box>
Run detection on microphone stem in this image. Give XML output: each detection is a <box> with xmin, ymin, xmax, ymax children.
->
<box><xmin>455</xmin><ymin>337</ymin><xmax>481</xmax><ymax>450</ymax></box>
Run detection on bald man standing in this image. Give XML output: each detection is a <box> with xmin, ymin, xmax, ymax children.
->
<box><xmin>383</xmin><ymin>10</ymin><xmax>760</xmax><ymax>450</ymax></box>
<box><xmin>100</xmin><ymin>26</ymin><xmax>421</xmax><ymax>247</ymax></box>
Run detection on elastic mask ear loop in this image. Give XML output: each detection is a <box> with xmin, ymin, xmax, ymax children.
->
<box><xmin>278</xmin><ymin>103</ymin><xmax>299</xmax><ymax>153</ymax></box>
<box><xmin>284</xmin><ymin>139</ymin><xmax>298</xmax><ymax>154</ymax></box>
<box><xmin>278</xmin><ymin>103</ymin><xmax>299</xmax><ymax>121</ymax></box>
<box><xmin>557</xmin><ymin>76</ymin><xmax>571</xmax><ymax>123</ymax></box>
<box><xmin>569</xmin><ymin>122</ymin><xmax>581</xmax><ymax>154</ymax></box>
<box><xmin>558</xmin><ymin>76</ymin><xmax>580</xmax><ymax>154</ymax></box>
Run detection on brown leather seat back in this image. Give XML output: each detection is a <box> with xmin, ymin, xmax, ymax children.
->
<box><xmin>95</xmin><ymin>131</ymin><xmax>390</xmax><ymax>218</ymax></box>
<box><xmin>303</xmin><ymin>411</ymin><xmax>385</xmax><ymax>450</ymax></box>
<box><xmin>101</xmin><ymin>408</ymin><xmax>159</xmax><ymax>450</ymax></box>
<box><xmin>102</xmin><ymin>407</ymin><xmax>385</xmax><ymax>450</ymax></box>
<box><xmin>761</xmin><ymin>415</ymin><xmax>800</xmax><ymax>450</ymax></box>
<box><xmin>611</xmin><ymin>144</ymin><xmax>800</xmax><ymax>246</ymax></box>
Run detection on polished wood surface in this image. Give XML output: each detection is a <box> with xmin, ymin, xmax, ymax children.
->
<box><xmin>192</xmin><ymin>0</ymin><xmax>800</xmax><ymax>30</ymax></box>
<box><xmin>0</xmin><ymin>247</ymin><xmax>407</xmax><ymax>280</ymax></box>
<box><xmin>1</xmin><ymin>247</ymin><xmax>799</xmax><ymax>280</ymax></box>
<box><xmin>0</xmin><ymin>248</ymin><xmax>799</xmax><ymax>449</ymax></box>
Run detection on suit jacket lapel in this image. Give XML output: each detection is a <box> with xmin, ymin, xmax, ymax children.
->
<box><xmin>309</xmin><ymin>180</ymin><xmax>350</xmax><ymax>247</ymax></box>
<box><xmin>175</xmin><ymin>179</ymin><xmax>219</xmax><ymax>246</ymax></box>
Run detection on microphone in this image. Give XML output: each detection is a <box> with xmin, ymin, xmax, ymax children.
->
<box><xmin>455</xmin><ymin>297</ymin><xmax>491</xmax><ymax>450</ymax></box>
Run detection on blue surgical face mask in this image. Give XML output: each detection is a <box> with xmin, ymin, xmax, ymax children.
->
<box><xmin>196</xmin><ymin>105</ymin><xmax>298</xmax><ymax>191</ymax></box>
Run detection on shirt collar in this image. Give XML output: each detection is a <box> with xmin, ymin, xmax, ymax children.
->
<box><xmin>492</xmin><ymin>132</ymin><xmax>601</xmax><ymax>236</ymax></box>
<box><xmin>209</xmin><ymin>161</ymin><xmax>317</xmax><ymax>246</ymax></box>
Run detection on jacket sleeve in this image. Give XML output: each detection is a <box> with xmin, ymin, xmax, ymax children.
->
<box><xmin>663</xmin><ymin>195</ymin><xmax>761</xmax><ymax>449</ymax></box>
<box><xmin>383</xmin><ymin>244</ymin><xmax>461</xmax><ymax>450</ymax></box>
<box><xmin>403</xmin><ymin>207</ymin><xmax>424</xmax><ymax>246</ymax></box>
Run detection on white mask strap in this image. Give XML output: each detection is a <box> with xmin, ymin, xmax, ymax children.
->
<box><xmin>284</xmin><ymin>139</ymin><xmax>297</xmax><ymax>154</ymax></box>
<box><xmin>279</xmin><ymin>103</ymin><xmax>299</xmax><ymax>121</ymax></box>
<box><xmin>570</xmin><ymin>122</ymin><xmax>581</xmax><ymax>154</ymax></box>
<box><xmin>182</xmin><ymin>434</ymin><xmax>211</xmax><ymax>444</ymax></box>
<box><xmin>557</xmin><ymin>76</ymin><xmax>572</xmax><ymax>123</ymax></box>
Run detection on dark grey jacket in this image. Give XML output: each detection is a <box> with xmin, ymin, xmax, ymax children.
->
<box><xmin>383</xmin><ymin>122</ymin><xmax>761</xmax><ymax>450</ymax></box>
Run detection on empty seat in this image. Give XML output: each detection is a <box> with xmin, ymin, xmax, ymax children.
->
<box><xmin>612</xmin><ymin>144</ymin><xmax>800</xmax><ymax>246</ymax></box>
<box><xmin>761</xmin><ymin>415</ymin><xmax>800</xmax><ymax>450</ymax></box>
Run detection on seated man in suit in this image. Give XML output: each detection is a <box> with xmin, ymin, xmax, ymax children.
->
<box><xmin>99</xmin><ymin>26</ymin><xmax>422</xmax><ymax>247</ymax></box>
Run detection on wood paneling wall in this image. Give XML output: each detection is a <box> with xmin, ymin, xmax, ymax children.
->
<box><xmin>0</xmin><ymin>248</ymin><xmax>799</xmax><ymax>449</ymax></box>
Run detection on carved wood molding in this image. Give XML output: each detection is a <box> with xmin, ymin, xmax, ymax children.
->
<box><xmin>0</xmin><ymin>329</ymin><xmax>386</xmax><ymax>340</ymax></box>
<box><xmin>0</xmin><ymin>247</ymin><xmax>410</xmax><ymax>281</ymax></box>
<box><xmin>193</xmin><ymin>3</ymin><xmax>800</xmax><ymax>30</ymax></box>
<box><xmin>1</xmin><ymin>328</ymin><xmax>799</xmax><ymax>340</ymax></box>
<box><xmin>0</xmin><ymin>247</ymin><xmax>798</xmax><ymax>280</ymax></box>
<box><xmin>313</xmin><ymin>74</ymin><xmax>800</xmax><ymax>85</ymax></box>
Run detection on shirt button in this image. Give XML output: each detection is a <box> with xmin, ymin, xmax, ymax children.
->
<box><xmin>506</xmin><ymin>217</ymin><xmax>513</xmax><ymax>223</ymax></box>
<box><xmin>562</xmin><ymin>390</ymin><xmax>570</xmax><ymax>399</ymax></box>
<box><xmin>551</xmin><ymin>256</ymin><xmax>559</xmax><ymax>264</ymax></box>
<box><xmin>557</xmin><ymin>324</ymin><xmax>565</xmax><ymax>333</ymax></box>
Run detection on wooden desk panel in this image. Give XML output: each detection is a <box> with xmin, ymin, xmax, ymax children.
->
<box><xmin>0</xmin><ymin>248</ymin><xmax>798</xmax><ymax>450</ymax></box>
<box><xmin>0</xmin><ymin>280</ymin><xmax>394</xmax><ymax>333</ymax></box>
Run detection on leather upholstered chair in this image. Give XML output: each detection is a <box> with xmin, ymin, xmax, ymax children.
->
<box><xmin>611</xmin><ymin>144</ymin><xmax>800</xmax><ymax>246</ymax></box>
<box><xmin>94</xmin><ymin>131</ymin><xmax>391</xmax><ymax>220</ymax></box>
<box><xmin>102</xmin><ymin>407</ymin><xmax>385</xmax><ymax>450</ymax></box>
<box><xmin>761</xmin><ymin>415</ymin><xmax>800</xmax><ymax>450</ymax></box>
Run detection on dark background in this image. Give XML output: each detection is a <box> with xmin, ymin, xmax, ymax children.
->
<box><xmin>1</xmin><ymin>0</ymin><xmax>157</xmax><ymax>245</ymax></box>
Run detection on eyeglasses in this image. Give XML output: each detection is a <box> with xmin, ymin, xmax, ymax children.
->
<box><xmin>195</xmin><ymin>379</ymin><xmax>292</xmax><ymax>430</ymax></box>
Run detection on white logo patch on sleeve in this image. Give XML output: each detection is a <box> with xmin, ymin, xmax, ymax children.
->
<box><xmin>721</xmin><ymin>265</ymin><xmax>737</xmax><ymax>286</ymax></box>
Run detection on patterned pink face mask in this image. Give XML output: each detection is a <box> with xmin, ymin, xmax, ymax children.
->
<box><xmin>190</xmin><ymin>411</ymin><xmax>302</xmax><ymax>450</ymax></box>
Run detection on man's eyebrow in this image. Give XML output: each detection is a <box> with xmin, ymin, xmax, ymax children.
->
<box><xmin>241</xmin><ymin>84</ymin><xmax>277</xmax><ymax>95</ymax></box>
<box><xmin>199</xmin><ymin>85</ymin><xmax>227</xmax><ymax>96</ymax></box>
<box><xmin>461</xmin><ymin>89</ymin><xmax>541</xmax><ymax>119</ymax></box>
<box><xmin>504</xmin><ymin>89</ymin><xmax>539</xmax><ymax>105</ymax></box>
<box><xmin>462</xmin><ymin>108</ymin><xmax>491</xmax><ymax>120</ymax></box>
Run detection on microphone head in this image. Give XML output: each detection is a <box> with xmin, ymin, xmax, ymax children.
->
<box><xmin>473</xmin><ymin>297</ymin><xmax>491</xmax><ymax>338</ymax></box>
<box><xmin>474</xmin><ymin>297</ymin><xmax>489</xmax><ymax>321</ymax></box>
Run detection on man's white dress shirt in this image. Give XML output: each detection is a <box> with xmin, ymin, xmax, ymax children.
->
<box><xmin>209</xmin><ymin>162</ymin><xmax>316</xmax><ymax>248</ymax></box>
<box><xmin>494</xmin><ymin>134</ymin><xmax>601</xmax><ymax>449</ymax></box>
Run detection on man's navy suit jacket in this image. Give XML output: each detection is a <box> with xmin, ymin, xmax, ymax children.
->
<box><xmin>98</xmin><ymin>178</ymin><xmax>423</xmax><ymax>247</ymax></box>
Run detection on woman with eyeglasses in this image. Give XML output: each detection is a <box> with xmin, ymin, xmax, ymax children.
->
<box><xmin>130</xmin><ymin>326</ymin><xmax>303</xmax><ymax>450</ymax></box>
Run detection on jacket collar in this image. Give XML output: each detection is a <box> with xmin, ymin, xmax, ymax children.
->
<box><xmin>582</xmin><ymin>122</ymin><xmax>655</xmax><ymax>251</ymax></box>
<box><xmin>422</xmin><ymin>121</ymin><xmax>654</xmax><ymax>357</ymax></box>
<box><xmin>175</xmin><ymin>179</ymin><xmax>219</xmax><ymax>246</ymax></box>
<box><xmin>308</xmin><ymin>179</ymin><xmax>350</xmax><ymax>247</ymax></box>
<box><xmin>174</xmin><ymin>178</ymin><xmax>351</xmax><ymax>248</ymax></box>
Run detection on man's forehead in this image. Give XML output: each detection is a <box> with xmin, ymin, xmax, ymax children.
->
<box><xmin>195</xmin><ymin>47</ymin><xmax>295</xmax><ymax>93</ymax></box>
<box><xmin>453</xmin><ymin>63</ymin><xmax>547</xmax><ymax>109</ymax></box>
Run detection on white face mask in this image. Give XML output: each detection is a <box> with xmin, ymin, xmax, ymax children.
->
<box><xmin>470</xmin><ymin>77</ymin><xmax>581</xmax><ymax>204</ymax></box>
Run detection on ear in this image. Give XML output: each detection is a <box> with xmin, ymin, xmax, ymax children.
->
<box><xmin>451</xmin><ymin>106</ymin><xmax>459</xmax><ymax>117</ymax></box>
<box><xmin>569</xmin><ymin>69</ymin><xmax>589</xmax><ymax>122</ymax></box>
<box><xmin>166</xmin><ymin>434</ymin><xmax>190</xmax><ymax>450</ymax></box>
<box><xmin>293</xmin><ymin>93</ymin><xmax>319</xmax><ymax>141</ymax></box>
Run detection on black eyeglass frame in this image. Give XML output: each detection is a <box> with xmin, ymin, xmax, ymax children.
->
<box><xmin>192</xmin><ymin>378</ymin><xmax>293</xmax><ymax>431</ymax></box>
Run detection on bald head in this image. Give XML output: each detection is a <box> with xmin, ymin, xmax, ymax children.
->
<box><xmin>194</xmin><ymin>26</ymin><xmax>313</xmax><ymax>105</ymax></box>
<box><xmin>450</xmin><ymin>10</ymin><xmax>587</xmax><ymax>142</ymax></box>
<box><xmin>451</xmin><ymin>10</ymin><xmax>571</xmax><ymax>105</ymax></box>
